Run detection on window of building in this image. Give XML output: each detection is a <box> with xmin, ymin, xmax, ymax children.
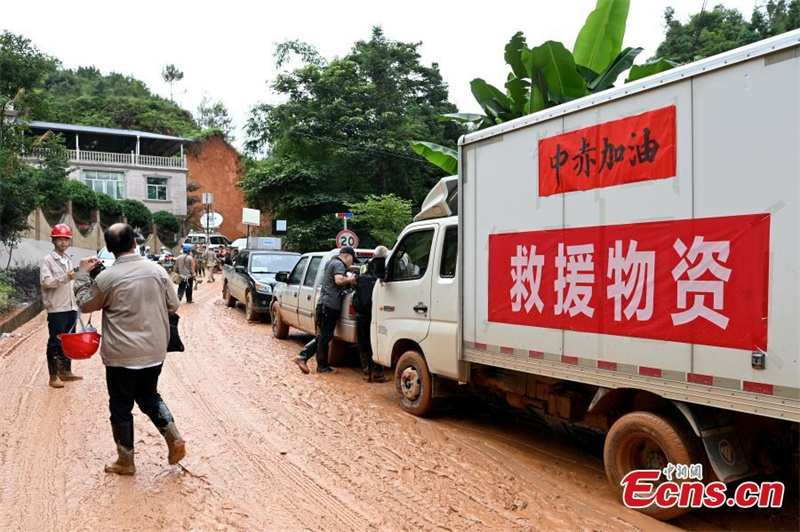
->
<box><xmin>83</xmin><ymin>170</ymin><xmax>124</xmax><ymax>199</ymax></box>
<box><xmin>147</xmin><ymin>177</ymin><xmax>168</xmax><ymax>201</ymax></box>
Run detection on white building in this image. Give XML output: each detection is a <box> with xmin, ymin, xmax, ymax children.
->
<box><xmin>28</xmin><ymin>121</ymin><xmax>189</xmax><ymax>217</ymax></box>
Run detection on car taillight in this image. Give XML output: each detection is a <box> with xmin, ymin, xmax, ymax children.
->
<box><xmin>348</xmin><ymin>297</ymin><xmax>356</xmax><ymax>317</ymax></box>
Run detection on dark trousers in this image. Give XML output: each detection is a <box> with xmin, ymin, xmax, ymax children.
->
<box><xmin>105</xmin><ymin>364</ymin><xmax>165</xmax><ymax>426</ymax></box>
<box><xmin>46</xmin><ymin>310</ymin><xmax>77</xmax><ymax>375</ymax></box>
<box><xmin>177</xmin><ymin>277</ymin><xmax>193</xmax><ymax>302</ymax></box>
<box><xmin>356</xmin><ymin>316</ymin><xmax>373</xmax><ymax>376</ymax></box>
<box><xmin>313</xmin><ymin>304</ymin><xmax>339</xmax><ymax>369</ymax></box>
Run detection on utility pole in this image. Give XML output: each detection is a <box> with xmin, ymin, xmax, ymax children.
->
<box><xmin>202</xmin><ymin>193</ymin><xmax>214</xmax><ymax>243</ymax></box>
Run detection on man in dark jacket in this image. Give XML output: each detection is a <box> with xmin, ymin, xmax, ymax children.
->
<box><xmin>354</xmin><ymin>246</ymin><xmax>390</xmax><ymax>382</ymax></box>
<box><xmin>294</xmin><ymin>247</ymin><xmax>357</xmax><ymax>374</ymax></box>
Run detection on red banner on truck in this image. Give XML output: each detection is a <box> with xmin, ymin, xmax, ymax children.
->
<box><xmin>488</xmin><ymin>214</ymin><xmax>770</xmax><ymax>351</ymax></box>
<box><xmin>538</xmin><ymin>106</ymin><xmax>677</xmax><ymax>197</ymax></box>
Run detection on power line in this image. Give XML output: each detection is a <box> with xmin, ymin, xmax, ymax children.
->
<box><xmin>288</xmin><ymin>128</ymin><xmax>429</xmax><ymax>164</ymax></box>
<box><xmin>690</xmin><ymin>0</ymin><xmax>709</xmax><ymax>60</ymax></box>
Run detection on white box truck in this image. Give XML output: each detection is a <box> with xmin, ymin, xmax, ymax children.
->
<box><xmin>372</xmin><ymin>31</ymin><xmax>800</xmax><ymax>520</ymax></box>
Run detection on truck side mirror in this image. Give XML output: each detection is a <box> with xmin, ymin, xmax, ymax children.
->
<box><xmin>235</xmin><ymin>265</ymin><xmax>246</xmax><ymax>273</ymax></box>
<box><xmin>371</xmin><ymin>257</ymin><xmax>386</xmax><ymax>279</ymax></box>
<box><xmin>275</xmin><ymin>271</ymin><xmax>289</xmax><ymax>283</ymax></box>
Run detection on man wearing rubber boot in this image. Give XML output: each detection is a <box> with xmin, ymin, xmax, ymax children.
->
<box><xmin>354</xmin><ymin>246</ymin><xmax>390</xmax><ymax>383</ymax></box>
<box><xmin>75</xmin><ymin>223</ymin><xmax>185</xmax><ymax>475</ymax></box>
<box><xmin>40</xmin><ymin>224</ymin><xmax>83</xmax><ymax>388</ymax></box>
<box><xmin>294</xmin><ymin>247</ymin><xmax>357</xmax><ymax>374</ymax></box>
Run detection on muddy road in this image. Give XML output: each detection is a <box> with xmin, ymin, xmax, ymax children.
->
<box><xmin>0</xmin><ymin>281</ymin><xmax>795</xmax><ymax>532</ymax></box>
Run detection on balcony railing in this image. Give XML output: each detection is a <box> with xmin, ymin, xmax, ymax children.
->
<box><xmin>27</xmin><ymin>148</ymin><xmax>187</xmax><ymax>169</ymax></box>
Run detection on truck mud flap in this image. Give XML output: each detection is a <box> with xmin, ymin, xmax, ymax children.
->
<box><xmin>672</xmin><ymin>401</ymin><xmax>753</xmax><ymax>483</ymax></box>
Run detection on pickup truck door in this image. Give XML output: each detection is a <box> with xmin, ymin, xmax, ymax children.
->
<box><xmin>280</xmin><ymin>256</ymin><xmax>308</xmax><ymax>328</ymax></box>
<box><xmin>298</xmin><ymin>255</ymin><xmax>323</xmax><ymax>332</ymax></box>
<box><xmin>233</xmin><ymin>251</ymin><xmax>249</xmax><ymax>300</ymax></box>
<box><xmin>374</xmin><ymin>225</ymin><xmax>437</xmax><ymax>363</ymax></box>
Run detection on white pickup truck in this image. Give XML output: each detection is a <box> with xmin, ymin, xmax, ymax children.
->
<box><xmin>371</xmin><ymin>32</ymin><xmax>800</xmax><ymax>520</ymax></box>
<box><xmin>270</xmin><ymin>248</ymin><xmax>374</xmax><ymax>361</ymax></box>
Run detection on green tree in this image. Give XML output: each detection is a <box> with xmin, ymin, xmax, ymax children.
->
<box><xmin>152</xmin><ymin>210</ymin><xmax>181</xmax><ymax>242</ymax></box>
<box><xmin>655</xmin><ymin>1</ymin><xmax>800</xmax><ymax>64</ymax></box>
<box><xmin>195</xmin><ymin>95</ymin><xmax>234</xmax><ymax>140</ymax></box>
<box><xmin>64</xmin><ymin>179</ymin><xmax>98</xmax><ymax>223</ymax></box>
<box><xmin>95</xmin><ymin>191</ymin><xmax>123</xmax><ymax>227</ymax></box>
<box><xmin>0</xmin><ymin>31</ymin><xmax>58</xmax><ymax>99</ymax></box>
<box><xmin>161</xmin><ymin>63</ymin><xmax>184</xmax><ymax>102</ymax></box>
<box><xmin>241</xmin><ymin>27</ymin><xmax>462</xmax><ymax>251</ymax></box>
<box><xmin>119</xmin><ymin>199</ymin><xmax>152</xmax><ymax>233</ymax></box>
<box><xmin>346</xmin><ymin>194</ymin><xmax>412</xmax><ymax>248</ymax></box>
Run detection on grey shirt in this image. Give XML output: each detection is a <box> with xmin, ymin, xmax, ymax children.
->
<box><xmin>318</xmin><ymin>257</ymin><xmax>347</xmax><ymax>310</ymax></box>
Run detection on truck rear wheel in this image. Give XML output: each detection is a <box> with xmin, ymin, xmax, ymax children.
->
<box><xmin>223</xmin><ymin>282</ymin><xmax>236</xmax><ymax>308</ymax></box>
<box><xmin>271</xmin><ymin>303</ymin><xmax>289</xmax><ymax>339</ymax></box>
<box><xmin>244</xmin><ymin>292</ymin><xmax>259</xmax><ymax>322</ymax></box>
<box><xmin>395</xmin><ymin>350</ymin><xmax>434</xmax><ymax>416</ymax></box>
<box><xmin>604</xmin><ymin>411</ymin><xmax>701</xmax><ymax>521</ymax></box>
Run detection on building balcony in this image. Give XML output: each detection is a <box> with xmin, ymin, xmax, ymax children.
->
<box><xmin>27</xmin><ymin>148</ymin><xmax>187</xmax><ymax>170</ymax></box>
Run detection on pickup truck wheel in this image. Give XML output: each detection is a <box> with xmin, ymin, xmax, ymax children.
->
<box><xmin>244</xmin><ymin>291</ymin><xmax>259</xmax><ymax>322</ymax></box>
<box><xmin>395</xmin><ymin>350</ymin><xmax>434</xmax><ymax>416</ymax></box>
<box><xmin>604</xmin><ymin>411</ymin><xmax>701</xmax><ymax>521</ymax></box>
<box><xmin>271</xmin><ymin>302</ymin><xmax>289</xmax><ymax>339</ymax></box>
<box><xmin>222</xmin><ymin>282</ymin><xmax>236</xmax><ymax>308</ymax></box>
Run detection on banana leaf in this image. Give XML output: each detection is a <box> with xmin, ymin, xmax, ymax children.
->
<box><xmin>589</xmin><ymin>46</ymin><xmax>642</xmax><ymax>92</ymax></box>
<box><xmin>470</xmin><ymin>78</ymin><xmax>512</xmax><ymax>115</ymax></box>
<box><xmin>573</xmin><ymin>0</ymin><xmax>631</xmax><ymax>74</ymax></box>
<box><xmin>505</xmin><ymin>75</ymin><xmax>529</xmax><ymax>115</ymax></box>
<box><xmin>626</xmin><ymin>58</ymin><xmax>679</xmax><ymax>83</ymax></box>
<box><xmin>409</xmin><ymin>141</ymin><xmax>458</xmax><ymax>175</ymax></box>
<box><xmin>528</xmin><ymin>41</ymin><xmax>587</xmax><ymax>104</ymax></box>
<box><xmin>504</xmin><ymin>31</ymin><xmax>528</xmax><ymax>80</ymax></box>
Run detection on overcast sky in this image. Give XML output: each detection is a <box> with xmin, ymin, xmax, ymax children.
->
<box><xmin>5</xmin><ymin>0</ymin><xmax>760</xmax><ymax>148</ymax></box>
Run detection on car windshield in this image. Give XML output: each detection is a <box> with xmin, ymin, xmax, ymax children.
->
<box><xmin>98</xmin><ymin>248</ymin><xmax>114</xmax><ymax>259</ymax></box>
<box><xmin>250</xmin><ymin>254</ymin><xmax>299</xmax><ymax>274</ymax></box>
<box><xmin>210</xmin><ymin>236</ymin><xmax>229</xmax><ymax>245</ymax></box>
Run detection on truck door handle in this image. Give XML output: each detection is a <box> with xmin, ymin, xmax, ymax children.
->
<box><xmin>413</xmin><ymin>304</ymin><xmax>428</xmax><ymax>313</ymax></box>
<box><xmin>293</xmin><ymin>292</ymin><xmax>297</xmax><ymax>297</ymax></box>
<box><xmin>307</xmin><ymin>295</ymin><xmax>311</xmax><ymax>300</ymax></box>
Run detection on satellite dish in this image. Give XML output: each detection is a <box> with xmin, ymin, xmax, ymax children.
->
<box><xmin>200</xmin><ymin>212</ymin><xmax>224</xmax><ymax>229</ymax></box>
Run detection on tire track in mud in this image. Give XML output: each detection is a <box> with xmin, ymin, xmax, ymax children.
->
<box><xmin>169</xmin><ymin>287</ymin><xmax>376</xmax><ymax>531</ymax></box>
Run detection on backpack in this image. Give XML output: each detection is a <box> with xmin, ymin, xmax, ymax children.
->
<box><xmin>353</xmin><ymin>274</ymin><xmax>377</xmax><ymax>316</ymax></box>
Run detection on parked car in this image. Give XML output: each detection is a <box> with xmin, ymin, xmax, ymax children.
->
<box><xmin>97</xmin><ymin>246</ymin><xmax>116</xmax><ymax>268</ymax></box>
<box><xmin>180</xmin><ymin>232</ymin><xmax>231</xmax><ymax>250</ymax></box>
<box><xmin>222</xmin><ymin>250</ymin><xmax>301</xmax><ymax>321</ymax></box>
<box><xmin>270</xmin><ymin>248</ymin><xmax>374</xmax><ymax>361</ymax></box>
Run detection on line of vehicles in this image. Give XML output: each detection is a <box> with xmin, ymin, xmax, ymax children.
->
<box><xmin>223</xmin><ymin>34</ymin><xmax>800</xmax><ymax>521</ymax></box>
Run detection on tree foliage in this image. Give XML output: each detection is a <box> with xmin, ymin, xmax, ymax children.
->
<box><xmin>152</xmin><ymin>210</ymin><xmax>181</xmax><ymax>237</ymax></box>
<box><xmin>119</xmin><ymin>199</ymin><xmax>152</xmax><ymax>233</ymax></box>
<box><xmin>0</xmin><ymin>31</ymin><xmax>58</xmax><ymax>100</ymax></box>
<box><xmin>241</xmin><ymin>27</ymin><xmax>463</xmax><ymax>251</ymax></box>
<box><xmin>161</xmin><ymin>63</ymin><xmax>184</xmax><ymax>102</ymax></box>
<box><xmin>655</xmin><ymin>1</ymin><xmax>800</xmax><ymax>63</ymax></box>
<box><xmin>346</xmin><ymin>194</ymin><xmax>412</xmax><ymax>248</ymax></box>
<box><xmin>195</xmin><ymin>95</ymin><xmax>234</xmax><ymax>140</ymax></box>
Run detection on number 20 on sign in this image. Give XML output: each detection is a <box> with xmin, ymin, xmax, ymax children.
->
<box><xmin>336</xmin><ymin>229</ymin><xmax>359</xmax><ymax>249</ymax></box>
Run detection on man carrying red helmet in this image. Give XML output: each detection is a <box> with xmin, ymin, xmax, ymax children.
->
<box><xmin>39</xmin><ymin>223</ymin><xmax>83</xmax><ymax>388</ymax></box>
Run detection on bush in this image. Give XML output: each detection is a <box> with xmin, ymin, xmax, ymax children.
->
<box><xmin>65</xmin><ymin>179</ymin><xmax>98</xmax><ymax>225</ymax></box>
<box><xmin>0</xmin><ymin>275</ymin><xmax>14</xmax><ymax>313</ymax></box>
<box><xmin>3</xmin><ymin>262</ymin><xmax>40</xmax><ymax>304</ymax></box>
<box><xmin>152</xmin><ymin>210</ymin><xmax>180</xmax><ymax>234</ymax></box>
<box><xmin>119</xmin><ymin>199</ymin><xmax>151</xmax><ymax>233</ymax></box>
<box><xmin>95</xmin><ymin>191</ymin><xmax>122</xmax><ymax>227</ymax></box>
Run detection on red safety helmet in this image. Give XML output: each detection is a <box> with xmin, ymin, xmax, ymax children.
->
<box><xmin>51</xmin><ymin>224</ymin><xmax>73</xmax><ymax>239</ymax></box>
<box><xmin>57</xmin><ymin>330</ymin><xmax>101</xmax><ymax>360</ymax></box>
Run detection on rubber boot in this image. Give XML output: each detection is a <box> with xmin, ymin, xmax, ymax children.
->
<box><xmin>47</xmin><ymin>356</ymin><xmax>64</xmax><ymax>388</ymax></box>
<box><xmin>105</xmin><ymin>423</ymin><xmax>135</xmax><ymax>475</ymax></box>
<box><xmin>58</xmin><ymin>354</ymin><xmax>83</xmax><ymax>381</ymax></box>
<box><xmin>370</xmin><ymin>366</ymin><xmax>390</xmax><ymax>384</ymax></box>
<box><xmin>145</xmin><ymin>402</ymin><xmax>186</xmax><ymax>465</ymax></box>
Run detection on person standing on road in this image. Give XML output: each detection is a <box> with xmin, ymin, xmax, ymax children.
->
<box><xmin>195</xmin><ymin>245</ymin><xmax>206</xmax><ymax>278</ymax></box>
<box><xmin>354</xmin><ymin>246</ymin><xmax>390</xmax><ymax>383</ymax></box>
<box><xmin>205</xmin><ymin>245</ymin><xmax>218</xmax><ymax>283</ymax></box>
<box><xmin>175</xmin><ymin>244</ymin><xmax>195</xmax><ymax>303</ymax></box>
<box><xmin>74</xmin><ymin>223</ymin><xmax>185</xmax><ymax>475</ymax></box>
<box><xmin>39</xmin><ymin>223</ymin><xmax>83</xmax><ymax>388</ymax></box>
<box><xmin>294</xmin><ymin>247</ymin><xmax>357</xmax><ymax>374</ymax></box>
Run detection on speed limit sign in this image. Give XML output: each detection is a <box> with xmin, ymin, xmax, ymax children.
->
<box><xmin>336</xmin><ymin>229</ymin><xmax>359</xmax><ymax>249</ymax></box>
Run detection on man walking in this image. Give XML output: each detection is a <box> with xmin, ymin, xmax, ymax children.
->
<box><xmin>205</xmin><ymin>245</ymin><xmax>218</xmax><ymax>283</ymax></box>
<box><xmin>294</xmin><ymin>247</ymin><xmax>357</xmax><ymax>374</ymax></box>
<box><xmin>75</xmin><ymin>223</ymin><xmax>185</xmax><ymax>475</ymax></box>
<box><xmin>175</xmin><ymin>244</ymin><xmax>195</xmax><ymax>303</ymax></box>
<box><xmin>40</xmin><ymin>223</ymin><xmax>83</xmax><ymax>388</ymax></box>
<box><xmin>354</xmin><ymin>246</ymin><xmax>390</xmax><ymax>383</ymax></box>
